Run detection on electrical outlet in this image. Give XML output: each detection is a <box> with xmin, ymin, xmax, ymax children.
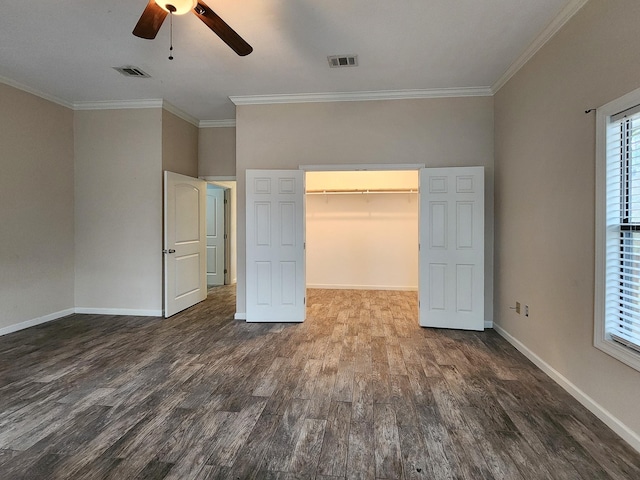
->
<box><xmin>516</xmin><ymin>302</ymin><xmax>521</xmax><ymax>314</ymax></box>
<box><xmin>525</xmin><ymin>305</ymin><xmax>529</xmax><ymax>317</ymax></box>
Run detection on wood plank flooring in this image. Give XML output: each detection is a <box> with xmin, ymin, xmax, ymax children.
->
<box><xmin>0</xmin><ymin>286</ymin><xmax>639</xmax><ymax>479</ymax></box>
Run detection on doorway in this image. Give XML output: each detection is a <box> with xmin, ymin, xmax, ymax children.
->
<box><xmin>206</xmin><ymin>180</ymin><xmax>237</xmax><ymax>286</ymax></box>
<box><xmin>245</xmin><ymin>166</ymin><xmax>485</xmax><ymax>330</ymax></box>
<box><xmin>305</xmin><ymin>170</ymin><xmax>419</xmax><ymax>291</ymax></box>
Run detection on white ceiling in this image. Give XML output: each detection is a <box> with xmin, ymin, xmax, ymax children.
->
<box><xmin>0</xmin><ymin>0</ymin><xmax>582</xmax><ymax>122</ymax></box>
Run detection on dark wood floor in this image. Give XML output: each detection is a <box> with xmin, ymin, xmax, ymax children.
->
<box><xmin>0</xmin><ymin>287</ymin><xmax>639</xmax><ymax>479</ymax></box>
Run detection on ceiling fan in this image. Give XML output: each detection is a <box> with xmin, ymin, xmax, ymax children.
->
<box><xmin>133</xmin><ymin>0</ymin><xmax>252</xmax><ymax>56</ymax></box>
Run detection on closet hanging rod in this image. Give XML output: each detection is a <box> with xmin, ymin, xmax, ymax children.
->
<box><xmin>306</xmin><ymin>188</ymin><xmax>418</xmax><ymax>195</ymax></box>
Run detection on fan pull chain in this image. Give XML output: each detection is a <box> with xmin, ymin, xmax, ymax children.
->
<box><xmin>168</xmin><ymin>12</ymin><xmax>174</xmax><ymax>60</ymax></box>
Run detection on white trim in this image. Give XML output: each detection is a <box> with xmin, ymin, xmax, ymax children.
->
<box><xmin>162</xmin><ymin>101</ymin><xmax>199</xmax><ymax>127</ymax></box>
<box><xmin>595</xmin><ymin>86</ymin><xmax>640</xmax><ymax>120</ymax></box>
<box><xmin>484</xmin><ymin>321</ymin><xmax>493</xmax><ymax>329</ymax></box>
<box><xmin>593</xmin><ymin>86</ymin><xmax>640</xmax><ymax>373</ymax></box>
<box><xmin>306</xmin><ymin>284</ymin><xmax>418</xmax><ymax>292</ymax></box>
<box><xmin>201</xmin><ymin>176</ymin><xmax>237</xmax><ymax>181</ymax></box>
<box><xmin>300</xmin><ymin>163</ymin><xmax>426</xmax><ymax>172</ymax></box>
<box><xmin>492</xmin><ymin>0</ymin><xmax>589</xmax><ymax>93</ymax></box>
<box><xmin>230</xmin><ymin>87</ymin><xmax>492</xmax><ymax>106</ymax></box>
<box><xmin>494</xmin><ymin>324</ymin><xmax>640</xmax><ymax>454</ymax></box>
<box><xmin>74</xmin><ymin>307</ymin><xmax>162</xmax><ymax>317</ymax></box>
<box><xmin>199</xmin><ymin>119</ymin><xmax>236</xmax><ymax>128</ymax></box>
<box><xmin>73</xmin><ymin>99</ymin><xmax>163</xmax><ymax>111</ymax></box>
<box><xmin>0</xmin><ymin>309</ymin><xmax>75</xmax><ymax>337</ymax></box>
<box><xmin>75</xmin><ymin>98</ymin><xmax>204</xmax><ymax>126</ymax></box>
<box><xmin>234</xmin><ymin>312</ymin><xmax>246</xmax><ymax>320</ymax></box>
<box><xmin>0</xmin><ymin>74</ymin><xmax>73</xmax><ymax>109</ymax></box>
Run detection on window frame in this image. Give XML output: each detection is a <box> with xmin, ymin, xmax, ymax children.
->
<box><xmin>595</xmin><ymin>86</ymin><xmax>640</xmax><ymax>372</ymax></box>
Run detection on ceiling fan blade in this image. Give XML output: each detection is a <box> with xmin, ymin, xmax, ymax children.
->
<box><xmin>193</xmin><ymin>1</ymin><xmax>253</xmax><ymax>56</ymax></box>
<box><xmin>133</xmin><ymin>1</ymin><xmax>168</xmax><ymax>39</ymax></box>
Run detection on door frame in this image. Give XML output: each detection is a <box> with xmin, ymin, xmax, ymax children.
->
<box><xmin>203</xmin><ymin>176</ymin><xmax>237</xmax><ymax>286</ymax></box>
<box><xmin>206</xmin><ymin>184</ymin><xmax>226</xmax><ymax>287</ymax></box>
<box><xmin>300</xmin><ymin>163</ymin><xmax>426</xmax><ymax>173</ymax></box>
<box><xmin>242</xmin><ymin>164</ymin><xmax>489</xmax><ymax>329</ymax></box>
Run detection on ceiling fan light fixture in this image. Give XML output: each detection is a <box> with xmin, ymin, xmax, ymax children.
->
<box><xmin>133</xmin><ymin>0</ymin><xmax>253</xmax><ymax>55</ymax></box>
<box><xmin>154</xmin><ymin>0</ymin><xmax>197</xmax><ymax>15</ymax></box>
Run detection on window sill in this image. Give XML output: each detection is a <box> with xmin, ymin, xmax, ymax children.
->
<box><xmin>595</xmin><ymin>336</ymin><xmax>640</xmax><ymax>373</ymax></box>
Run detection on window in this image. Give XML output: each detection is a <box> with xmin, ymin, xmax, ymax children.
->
<box><xmin>595</xmin><ymin>87</ymin><xmax>640</xmax><ymax>371</ymax></box>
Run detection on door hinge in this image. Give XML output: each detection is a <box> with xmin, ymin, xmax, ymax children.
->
<box><xmin>304</xmin><ymin>297</ymin><xmax>306</xmax><ymax>305</ymax></box>
<box><xmin>163</xmin><ymin>249</ymin><xmax>176</xmax><ymax>254</ymax></box>
<box><xmin>224</xmin><ymin>234</ymin><xmax>228</xmax><ymax>239</ymax></box>
<box><xmin>224</xmin><ymin>269</ymin><xmax>228</xmax><ymax>274</ymax></box>
<box><xmin>224</xmin><ymin>199</ymin><xmax>228</xmax><ymax>204</ymax></box>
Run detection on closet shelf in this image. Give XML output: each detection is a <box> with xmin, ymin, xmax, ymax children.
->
<box><xmin>306</xmin><ymin>188</ymin><xmax>418</xmax><ymax>195</ymax></box>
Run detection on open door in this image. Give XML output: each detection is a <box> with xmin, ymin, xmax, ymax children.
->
<box><xmin>206</xmin><ymin>185</ymin><xmax>225</xmax><ymax>286</ymax></box>
<box><xmin>164</xmin><ymin>171</ymin><xmax>207</xmax><ymax>318</ymax></box>
<box><xmin>246</xmin><ymin>170</ymin><xmax>305</xmax><ymax>322</ymax></box>
<box><xmin>419</xmin><ymin>167</ymin><xmax>484</xmax><ymax>330</ymax></box>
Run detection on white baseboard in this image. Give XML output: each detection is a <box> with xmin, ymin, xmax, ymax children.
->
<box><xmin>494</xmin><ymin>324</ymin><xmax>640</xmax><ymax>454</ymax></box>
<box><xmin>74</xmin><ymin>307</ymin><xmax>162</xmax><ymax>317</ymax></box>
<box><xmin>0</xmin><ymin>306</ymin><xmax>164</xmax><ymax>337</ymax></box>
<box><xmin>484</xmin><ymin>320</ymin><xmax>493</xmax><ymax>329</ymax></box>
<box><xmin>234</xmin><ymin>312</ymin><xmax>246</xmax><ymax>320</ymax></box>
<box><xmin>0</xmin><ymin>308</ymin><xmax>75</xmax><ymax>336</ymax></box>
<box><xmin>306</xmin><ymin>284</ymin><xmax>418</xmax><ymax>292</ymax></box>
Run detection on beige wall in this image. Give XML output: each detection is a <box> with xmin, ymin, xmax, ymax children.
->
<box><xmin>0</xmin><ymin>84</ymin><xmax>75</xmax><ymax>331</ymax></box>
<box><xmin>74</xmin><ymin>108</ymin><xmax>163</xmax><ymax>313</ymax></box>
<box><xmin>494</xmin><ymin>0</ymin><xmax>640</xmax><ymax>442</ymax></box>
<box><xmin>236</xmin><ymin>97</ymin><xmax>495</xmax><ymax>318</ymax></box>
<box><xmin>162</xmin><ymin>110</ymin><xmax>198</xmax><ymax>177</ymax></box>
<box><xmin>199</xmin><ymin>126</ymin><xmax>236</xmax><ymax>177</ymax></box>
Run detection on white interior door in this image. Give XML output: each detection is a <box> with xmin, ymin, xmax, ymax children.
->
<box><xmin>206</xmin><ymin>185</ymin><xmax>225</xmax><ymax>286</ymax></box>
<box><xmin>419</xmin><ymin>167</ymin><xmax>484</xmax><ymax>330</ymax></box>
<box><xmin>246</xmin><ymin>169</ymin><xmax>305</xmax><ymax>322</ymax></box>
<box><xmin>164</xmin><ymin>171</ymin><xmax>207</xmax><ymax>318</ymax></box>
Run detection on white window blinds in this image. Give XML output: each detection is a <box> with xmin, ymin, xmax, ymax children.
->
<box><xmin>605</xmin><ymin>106</ymin><xmax>640</xmax><ymax>352</ymax></box>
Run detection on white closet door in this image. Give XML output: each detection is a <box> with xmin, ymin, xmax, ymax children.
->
<box><xmin>419</xmin><ymin>167</ymin><xmax>484</xmax><ymax>330</ymax></box>
<box><xmin>246</xmin><ymin>170</ymin><xmax>305</xmax><ymax>322</ymax></box>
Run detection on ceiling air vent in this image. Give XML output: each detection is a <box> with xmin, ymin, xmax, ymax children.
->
<box><xmin>328</xmin><ymin>55</ymin><xmax>358</xmax><ymax>68</ymax></box>
<box><xmin>113</xmin><ymin>66</ymin><xmax>151</xmax><ymax>78</ymax></box>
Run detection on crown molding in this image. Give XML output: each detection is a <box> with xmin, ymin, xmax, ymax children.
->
<box><xmin>491</xmin><ymin>0</ymin><xmax>589</xmax><ymax>94</ymax></box>
<box><xmin>199</xmin><ymin>119</ymin><xmax>236</xmax><ymax>128</ymax></box>
<box><xmin>230</xmin><ymin>87</ymin><xmax>493</xmax><ymax>106</ymax></box>
<box><xmin>0</xmin><ymin>76</ymin><xmax>219</xmax><ymax>127</ymax></box>
<box><xmin>162</xmin><ymin>101</ymin><xmax>199</xmax><ymax>127</ymax></box>
<box><xmin>72</xmin><ymin>99</ymin><xmax>163</xmax><ymax>111</ymax></box>
<box><xmin>0</xmin><ymin>74</ymin><xmax>73</xmax><ymax>109</ymax></box>
<box><xmin>71</xmin><ymin>99</ymin><xmax>200</xmax><ymax>127</ymax></box>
